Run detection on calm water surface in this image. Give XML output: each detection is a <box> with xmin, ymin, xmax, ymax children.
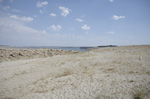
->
<box><xmin>6</xmin><ymin>46</ymin><xmax>91</xmax><ymax>51</ymax></box>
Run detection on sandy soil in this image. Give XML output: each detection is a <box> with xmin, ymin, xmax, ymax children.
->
<box><xmin>0</xmin><ymin>45</ymin><xmax>150</xmax><ymax>99</ymax></box>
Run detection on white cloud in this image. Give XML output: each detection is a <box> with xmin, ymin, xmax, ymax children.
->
<box><xmin>0</xmin><ymin>17</ymin><xmax>129</xmax><ymax>46</ymax></box>
<box><xmin>0</xmin><ymin>18</ymin><xmax>37</xmax><ymax>33</ymax></box>
<box><xmin>10</xmin><ymin>15</ymin><xmax>33</xmax><ymax>22</ymax></box>
<box><xmin>59</xmin><ymin>6</ymin><xmax>70</xmax><ymax>17</ymax></box>
<box><xmin>109</xmin><ymin>0</ymin><xmax>114</xmax><ymax>2</ymax></box>
<box><xmin>49</xmin><ymin>25</ymin><xmax>62</xmax><ymax>31</ymax></box>
<box><xmin>39</xmin><ymin>10</ymin><xmax>44</xmax><ymax>14</ymax></box>
<box><xmin>107</xmin><ymin>31</ymin><xmax>115</xmax><ymax>34</ymax></box>
<box><xmin>0</xmin><ymin>17</ymin><xmax>49</xmax><ymax>46</ymax></box>
<box><xmin>36</xmin><ymin>1</ymin><xmax>48</xmax><ymax>8</ymax></box>
<box><xmin>112</xmin><ymin>15</ymin><xmax>125</xmax><ymax>20</ymax></box>
<box><xmin>76</xmin><ymin>18</ymin><xmax>83</xmax><ymax>22</ymax></box>
<box><xmin>39</xmin><ymin>9</ymin><xmax>47</xmax><ymax>14</ymax></box>
<box><xmin>50</xmin><ymin>13</ymin><xmax>56</xmax><ymax>17</ymax></box>
<box><xmin>81</xmin><ymin>24</ymin><xmax>90</xmax><ymax>31</ymax></box>
<box><xmin>36</xmin><ymin>1</ymin><xmax>48</xmax><ymax>14</ymax></box>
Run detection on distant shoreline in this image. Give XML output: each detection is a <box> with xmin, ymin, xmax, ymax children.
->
<box><xmin>0</xmin><ymin>45</ymin><xmax>118</xmax><ymax>51</ymax></box>
<box><xmin>1</xmin><ymin>45</ymin><xmax>149</xmax><ymax>52</ymax></box>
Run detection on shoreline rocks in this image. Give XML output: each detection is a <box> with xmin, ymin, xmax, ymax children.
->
<box><xmin>0</xmin><ymin>48</ymin><xmax>78</xmax><ymax>62</ymax></box>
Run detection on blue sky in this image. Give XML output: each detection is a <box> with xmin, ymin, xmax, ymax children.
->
<box><xmin>0</xmin><ymin>0</ymin><xmax>150</xmax><ymax>46</ymax></box>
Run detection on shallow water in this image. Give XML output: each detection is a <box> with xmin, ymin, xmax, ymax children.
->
<box><xmin>3</xmin><ymin>46</ymin><xmax>90</xmax><ymax>51</ymax></box>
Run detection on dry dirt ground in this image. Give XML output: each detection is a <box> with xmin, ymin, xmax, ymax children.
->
<box><xmin>0</xmin><ymin>45</ymin><xmax>150</xmax><ymax>99</ymax></box>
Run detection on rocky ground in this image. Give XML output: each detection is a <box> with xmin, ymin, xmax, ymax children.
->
<box><xmin>0</xmin><ymin>48</ymin><xmax>77</xmax><ymax>62</ymax></box>
<box><xmin>0</xmin><ymin>45</ymin><xmax>150</xmax><ymax>99</ymax></box>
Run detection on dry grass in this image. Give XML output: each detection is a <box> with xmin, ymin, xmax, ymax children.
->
<box><xmin>55</xmin><ymin>69</ymin><xmax>73</xmax><ymax>78</ymax></box>
<box><xmin>146</xmin><ymin>71</ymin><xmax>150</xmax><ymax>75</ymax></box>
<box><xmin>132</xmin><ymin>84</ymin><xmax>150</xmax><ymax>99</ymax></box>
<box><xmin>34</xmin><ymin>88</ymin><xmax>48</xmax><ymax>93</ymax></box>
<box><xmin>133</xmin><ymin>92</ymin><xmax>143</xmax><ymax>99</ymax></box>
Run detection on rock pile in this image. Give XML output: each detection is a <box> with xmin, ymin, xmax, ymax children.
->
<box><xmin>0</xmin><ymin>49</ymin><xmax>77</xmax><ymax>62</ymax></box>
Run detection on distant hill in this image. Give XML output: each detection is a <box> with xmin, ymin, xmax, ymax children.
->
<box><xmin>97</xmin><ymin>45</ymin><xmax>117</xmax><ymax>48</ymax></box>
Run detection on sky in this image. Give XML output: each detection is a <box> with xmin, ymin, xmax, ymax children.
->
<box><xmin>0</xmin><ymin>0</ymin><xmax>150</xmax><ymax>46</ymax></box>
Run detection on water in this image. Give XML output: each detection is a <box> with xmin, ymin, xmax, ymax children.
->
<box><xmin>7</xmin><ymin>46</ymin><xmax>90</xmax><ymax>51</ymax></box>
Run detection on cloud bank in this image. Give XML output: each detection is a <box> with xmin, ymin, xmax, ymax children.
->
<box><xmin>10</xmin><ymin>15</ymin><xmax>33</xmax><ymax>22</ymax></box>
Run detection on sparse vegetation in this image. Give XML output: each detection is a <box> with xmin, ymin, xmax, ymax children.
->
<box><xmin>0</xmin><ymin>45</ymin><xmax>150</xmax><ymax>99</ymax></box>
<box><xmin>55</xmin><ymin>69</ymin><xmax>73</xmax><ymax>78</ymax></box>
<box><xmin>133</xmin><ymin>91</ymin><xmax>143</xmax><ymax>99</ymax></box>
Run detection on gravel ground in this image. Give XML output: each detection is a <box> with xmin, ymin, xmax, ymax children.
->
<box><xmin>0</xmin><ymin>45</ymin><xmax>150</xmax><ymax>99</ymax></box>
